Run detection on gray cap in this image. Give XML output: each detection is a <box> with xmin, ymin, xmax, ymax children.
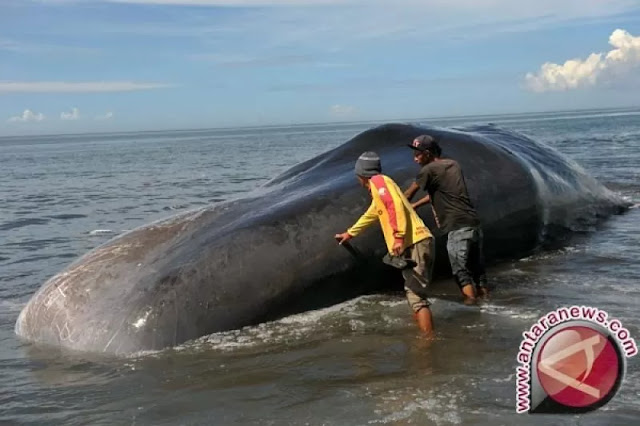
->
<box><xmin>355</xmin><ymin>151</ymin><xmax>381</xmax><ymax>177</ymax></box>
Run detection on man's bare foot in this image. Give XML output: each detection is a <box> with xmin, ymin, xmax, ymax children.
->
<box><xmin>476</xmin><ymin>286</ymin><xmax>490</xmax><ymax>297</ymax></box>
<box><xmin>461</xmin><ymin>283</ymin><xmax>477</xmax><ymax>305</ymax></box>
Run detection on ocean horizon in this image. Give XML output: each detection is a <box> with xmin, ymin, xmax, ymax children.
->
<box><xmin>3</xmin><ymin>105</ymin><xmax>640</xmax><ymax>140</ymax></box>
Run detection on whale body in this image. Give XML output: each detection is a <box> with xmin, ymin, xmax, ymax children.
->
<box><xmin>15</xmin><ymin>124</ymin><xmax>627</xmax><ymax>355</ymax></box>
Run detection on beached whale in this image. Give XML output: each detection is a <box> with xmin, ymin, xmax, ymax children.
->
<box><xmin>15</xmin><ymin>123</ymin><xmax>628</xmax><ymax>355</ymax></box>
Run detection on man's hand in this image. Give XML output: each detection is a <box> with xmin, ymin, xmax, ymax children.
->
<box><xmin>334</xmin><ymin>232</ymin><xmax>353</xmax><ymax>245</ymax></box>
<box><xmin>392</xmin><ymin>238</ymin><xmax>404</xmax><ymax>256</ymax></box>
<box><xmin>412</xmin><ymin>195</ymin><xmax>431</xmax><ymax>210</ymax></box>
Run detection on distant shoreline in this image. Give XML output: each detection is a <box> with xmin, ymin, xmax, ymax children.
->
<box><xmin>2</xmin><ymin>105</ymin><xmax>639</xmax><ymax>140</ymax></box>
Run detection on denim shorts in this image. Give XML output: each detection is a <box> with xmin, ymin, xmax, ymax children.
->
<box><xmin>446</xmin><ymin>226</ymin><xmax>487</xmax><ymax>289</ymax></box>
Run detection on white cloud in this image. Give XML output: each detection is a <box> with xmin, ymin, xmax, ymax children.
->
<box><xmin>329</xmin><ymin>104</ymin><xmax>356</xmax><ymax>116</ymax></box>
<box><xmin>525</xmin><ymin>29</ymin><xmax>640</xmax><ymax>92</ymax></box>
<box><xmin>8</xmin><ymin>110</ymin><xmax>45</xmax><ymax>123</ymax></box>
<box><xmin>0</xmin><ymin>81</ymin><xmax>173</xmax><ymax>94</ymax></box>
<box><xmin>96</xmin><ymin>111</ymin><xmax>114</xmax><ymax>120</ymax></box>
<box><xmin>60</xmin><ymin>107</ymin><xmax>80</xmax><ymax>120</ymax></box>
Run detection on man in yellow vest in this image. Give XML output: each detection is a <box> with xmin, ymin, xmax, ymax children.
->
<box><xmin>335</xmin><ymin>152</ymin><xmax>436</xmax><ymax>336</ymax></box>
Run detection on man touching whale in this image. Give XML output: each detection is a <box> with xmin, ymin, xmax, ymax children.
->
<box><xmin>334</xmin><ymin>152</ymin><xmax>436</xmax><ymax>336</ymax></box>
<box><xmin>404</xmin><ymin>135</ymin><xmax>489</xmax><ymax>305</ymax></box>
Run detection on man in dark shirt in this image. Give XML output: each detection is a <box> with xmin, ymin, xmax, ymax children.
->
<box><xmin>404</xmin><ymin>135</ymin><xmax>489</xmax><ymax>304</ymax></box>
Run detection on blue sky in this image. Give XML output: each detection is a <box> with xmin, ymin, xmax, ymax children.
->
<box><xmin>1</xmin><ymin>0</ymin><xmax>640</xmax><ymax>135</ymax></box>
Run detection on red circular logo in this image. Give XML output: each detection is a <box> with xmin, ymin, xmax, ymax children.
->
<box><xmin>536</xmin><ymin>325</ymin><xmax>621</xmax><ymax>408</ymax></box>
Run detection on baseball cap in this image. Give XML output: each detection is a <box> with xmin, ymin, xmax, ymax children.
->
<box><xmin>408</xmin><ymin>135</ymin><xmax>441</xmax><ymax>156</ymax></box>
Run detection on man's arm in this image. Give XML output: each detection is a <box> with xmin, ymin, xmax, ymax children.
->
<box><xmin>411</xmin><ymin>166</ymin><xmax>433</xmax><ymax>209</ymax></box>
<box><xmin>347</xmin><ymin>201</ymin><xmax>378</xmax><ymax>236</ymax></box>
<box><xmin>412</xmin><ymin>194</ymin><xmax>431</xmax><ymax>209</ymax></box>
<box><xmin>404</xmin><ymin>181</ymin><xmax>419</xmax><ymax>201</ymax></box>
<box><xmin>335</xmin><ymin>201</ymin><xmax>377</xmax><ymax>244</ymax></box>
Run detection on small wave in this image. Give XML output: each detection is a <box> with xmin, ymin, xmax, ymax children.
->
<box><xmin>129</xmin><ymin>296</ymin><xmax>399</xmax><ymax>357</ymax></box>
<box><xmin>22</xmin><ymin>193</ymin><xmax>53</xmax><ymax>200</ymax></box>
<box><xmin>163</xmin><ymin>204</ymin><xmax>190</xmax><ymax>211</ymax></box>
<box><xmin>479</xmin><ymin>303</ymin><xmax>542</xmax><ymax>321</ymax></box>
<box><xmin>368</xmin><ymin>387</ymin><xmax>464</xmax><ymax>425</ymax></box>
<box><xmin>377</xmin><ymin>300</ymin><xmax>406</xmax><ymax>308</ymax></box>
<box><xmin>277</xmin><ymin>297</ymin><xmax>364</xmax><ymax>324</ymax></box>
<box><xmin>0</xmin><ymin>217</ymin><xmax>50</xmax><ymax>231</ymax></box>
<box><xmin>88</xmin><ymin>229</ymin><xmax>115</xmax><ymax>235</ymax></box>
<box><xmin>48</xmin><ymin>214</ymin><xmax>88</xmax><ymax>220</ymax></box>
<box><xmin>461</xmin><ymin>324</ymin><xmax>486</xmax><ymax>330</ymax></box>
<box><xmin>125</xmin><ymin>349</ymin><xmax>164</xmax><ymax>359</ymax></box>
<box><xmin>518</xmin><ymin>246</ymin><xmax>581</xmax><ymax>262</ymax></box>
<box><xmin>8</xmin><ymin>252</ymin><xmax>77</xmax><ymax>265</ymax></box>
<box><xmin>2</xmin><ymin>237</ymin><xmax>70</xmax><ymax>251</ymax></box>
<box><xmin>192</xmin><ymin>297</ymin><xmax>369</xmax><ymax>351</ymax></box>
<box><xmin>492</xmin><ymin>374</ymin><xmax>515</xmax><ymax>383</ymax></box>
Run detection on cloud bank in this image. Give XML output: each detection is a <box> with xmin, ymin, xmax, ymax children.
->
<box><xmin>525</xmin><ymin>29</ymin><xmax>640</xmax><ymax>92</ymax></box>
<box><xmin>8</xmin><ymin>109</ymin><xmax>45</xmax><ymax>123</ymax></box>
<box><xmin>329</xmin><ymin>104</ymin><xmax>356</xmax><ymax>116</ymax></box>
<box><xmin>61</xmin><ymin>107</ymin><xmax>80</xmax><ymax>120</ymax></box>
